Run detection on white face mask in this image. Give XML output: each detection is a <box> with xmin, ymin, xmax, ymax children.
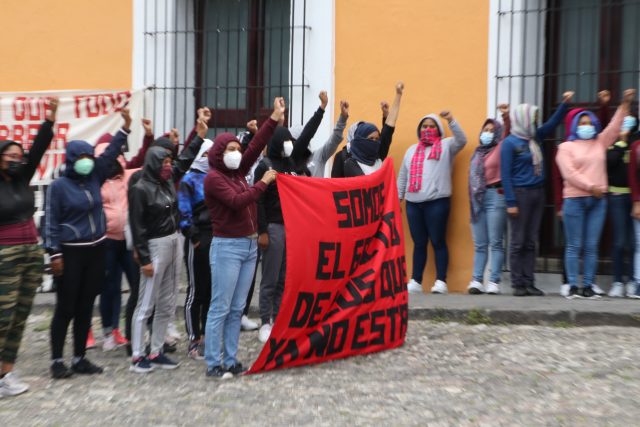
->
<box><xmin>283</xmin><ymin>140</ymin><xmax>294</xmax><ymax>157</ymax></box>
<box><xmin>223</xmin><ymin>150</ymin><xmax>242</xmax><ymax>170</ymax></box>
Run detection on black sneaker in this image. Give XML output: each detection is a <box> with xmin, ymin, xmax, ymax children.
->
<box><xmin>72</xmin><ymin>358</ymin><xmax>104</xmax><ymax>375</ymax></box>
<box><xmin>130</xmin><ymin>356</ymin><xmax>154</xmax><ymax>374</ymax></box>
<box><xmin>227</xmin><ymin>363</ymin><xmax>246</xmax><ymax>376</ymax></box>
<box><xmin>206</xmin><ymin>366</ymin><xmax>229</xmax><ymax>378</ymax></box>
<box><xmin>163</xmin><ymin>342</ymin><xmax>177</xmax><ymax>353</ymax></box>
<box><xmin>566</xmin><ymin>286</ymin><xmax>581</xmax><ymax>299</ymax></box>
<box><xmin>149</xmin><ymin>353</ymin><xmax>179</xmax><ymax>370</ymax></box>
<box><xmin>513</xmin><ymin>287</ymin><xmax>528</xmax><ymax>297</ymax></box>
<box><xmin>525</xmin><ymin>286</ymin><xmax>545</xmax><ymax>296</ymax></box>
<box><xmin>581</xmin><ymin>286</ymin><xmax>599</xmax><ymax>299</ymax></box>
<box><xmin>50</xmin><ymin>361</ymin><xmax>73</xmax><ymax>379</ymax></box>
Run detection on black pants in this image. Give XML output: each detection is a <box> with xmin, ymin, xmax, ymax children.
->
<box><xmin>508</xmin><ymin>187</ymin><xmax>545</xmax><ymax>289</ymax></box>
<box><xmin>50</xmin><ymin>243</ymin><xmax>106</xmax><ymax>360</ymax></box>
<box><xmin>243</xmin><ymin>251</ymin><xmax>260</xmax><ymax>316</ymax></box>
<box><xmin>183</xmin><ymin>234</ymin><xmax>212</xmax><ymax>342</ymax></box>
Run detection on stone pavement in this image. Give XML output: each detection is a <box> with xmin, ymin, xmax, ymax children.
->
<box><xmin>3</xmin><ymin>316</ymin><xmax>640</xmax><ymax>426</ymax></box>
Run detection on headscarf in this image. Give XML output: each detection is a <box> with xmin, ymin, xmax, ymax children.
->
<box><xmin>511</xmin><ymin>104</ymin><xmax>543</xmax><ymax>176</ymax></box>
<box><xmin>190</xmin><ymin>138</ymin><xmax>214</xmax><ymax>173</ymax></box>
<box><xmin>469</xmin><ymin>119</ymin><xmax>504</xmax><ymax>222</ymax></box>
<box><xmin>567</xmin><ymin>111</ymin><xmax>602</xmax><ymax>141</ymax></box>
<box><xmin>346</xmin><ymin>121</ymin><xmax>363</xmax><ymax>153</ymax></box>
<box><xmin>349</xmin><ymin>122</ymin><xmax>380</xmax><ymax>166</ymax></box>
<box><xmin>408</xmin><ymin>114</ymin><xmax>445</xmax><ymax>192</ymax></box>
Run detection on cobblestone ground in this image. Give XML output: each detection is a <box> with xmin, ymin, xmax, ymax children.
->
<box><xmin>2</xmin><ymin>313</ymin><xmax>640</xmax><ymax>426</ymax></box>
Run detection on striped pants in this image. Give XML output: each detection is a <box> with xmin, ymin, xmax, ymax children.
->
<box><xmin>183</xmin><ymin>233</ymin><xmax>212</xmax><ymax>342</ymax></box>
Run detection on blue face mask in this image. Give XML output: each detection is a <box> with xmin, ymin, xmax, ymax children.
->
<box><xmin>479</xmin><ymin>132</ymin><xmax>494</xmax><ymax>146</ymax></box>
<box><xmin>576</xmin><ymin>125</ymin><xmax>596</xmax><ymax>140</ymax></box>
<box><xmin>622</xmin><ymin>116</ymin><xmax>637</xmax><ymax>132</ymax></box>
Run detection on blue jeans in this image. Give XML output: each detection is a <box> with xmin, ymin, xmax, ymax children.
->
<box><xmin>471</xmin><ymin>188</ymin><xmax>506</xmax><ymax>283</ymax></box>
<box><xmin>100</xmin><ymin>238</ymin><xmax>138</xmax><ymax>334</ymax></box>
<box><xmin>204</xmin><ymin>237</ymin><xmax>258</xmax><ymax>369</ymax></box>
<box><xmin>406</xmin><ymin>198</ymin><xmax>450</xmax><ymax>282</ymax></box>
<box><xmin>608</xmin><ymin>194</ymin><xmax>634</xmax><ymax>283</ymax></box>
<box><xmin>563</xmin><ymin>196</ymin><xmax>607</xmax><ymax>287</ymax></box>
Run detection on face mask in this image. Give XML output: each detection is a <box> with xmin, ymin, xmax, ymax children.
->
<box><xmin>479</xmin><ymin>132</ymin><xmax>495</xmax><ymax>146</ymax></box>
<box><xmin>576</xmin><ymin>125</ymin><xmax>596</xmax><ymax>140</ymax></box>
<box><xmin>5</xmin><ymin>160</ymin><xmax>24</xmax><ymax>177</ymax></box>
<box><xmin>420</xmin><ymin>128</ymin><xmax>440</xmax><ymax>145</ymax></box>
<box><xmin>74</xmin><ymin>158</ymin><xmax>95</xmax><ymax>176</ymax></box>
<box><xmin>282</xmin><ymin>140</ymin><xmax>294</xmax><ymax>158</ymax></box>
<box><xmin>223</xmin><ymin>150</ymin><xmax>242</xmax><ymax>170</ymax></box>
<box><xmin>622</xmin><ymin>116</ymin><xmax>637</xmax><ymax>132</ymax></box>
<box><xmin>159</xmin><ymin>164</ymin><xmax>173</xmax><ymax>181</ymax></box>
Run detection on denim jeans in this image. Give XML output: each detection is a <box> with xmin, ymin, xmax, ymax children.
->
<box><xmin>563</xmin><ymin>196</ymin><xmax>607</xmax><ymax>287</ymax></box>
<box><xmin>204</xmin><ymin>237</ymin><xmax>258</xmax><ymax>369</ymax></box>
<box><xmin>406</xmin><ymin>198</ymin><xmax>450</xmax><ymax>283</ymax></box>
<box><xmin>608</xmin><ymin>194</ymin><xmax>634</xmax><ymax>283</ymax></box>
<box><xmin>471</xmin><ymin>188</ymin><xmax>506</xmax><ymax>283</ymax></box>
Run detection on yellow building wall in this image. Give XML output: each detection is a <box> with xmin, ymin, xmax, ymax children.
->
<box><xmin>0</xmin><ymin>0</ymin><xmax>132</xmax><ymax>91</ymax></box>
<box><xmin>335</xmin><ymin>0</ymin><xmax>490</xmax><ymax>292</ymax></box>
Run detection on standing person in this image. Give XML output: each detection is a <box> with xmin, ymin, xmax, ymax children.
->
<box><xmin>398</xmin><ymin>108</ymin><xmax>468</xmax><ymax>294</ymax></box>
<box><xmin>307</xmin><ymin>100</ymin><xmax>349</xmax><ymax>177</ymax></box>
<box><xmin>203</xmin><ymin>97</ymin><xmax>283</xmax><ymax>378</ymax></box>
<box><xmin>629</xmin><ymin>126</ymin><xmax>640</xmax><ymax>299</ymax></box>
<box><xmin>500</xmin><ymin>91</ymin><xmax>573</xmax><ymax>297</ymax></box>
<box><xmin>45</xmin><ymin>109</ymin><xmax>131</xmax><ymax>379</ymax></box>
<box><xmin>128</xmin><ymin>117</ymin><xmax>209</xmax><ymax>373</ymax></box>
<box><xmin>178</xmin><ymin>138</ymin><xmax>213</xmax><ymax>360</ymax></box>
<box><xmin>0</xmin><ymin>98</ymin><xmax>57</xmax><ymax>396</ymax></box>
<box><xmin>467</xmin><ymin>105</ymin><xmax>508</xmax><ymax>294</ymax></box>
<box><xmin>557</xmin><ymin>89</ymin><xmax>635</xmax><ymax>299</ymax></box>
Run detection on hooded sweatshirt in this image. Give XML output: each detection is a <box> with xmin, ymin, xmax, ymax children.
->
<box><xmin>204</xmin><ymin>118</ymin><xmax>277</xmax><ymax>238</ymax></box>
<box><xmin>552</xmin><ymin>107</ymin><xmax>585</xmax><ymax>212</ymax></box>
<box><xmin>178</xmin><ymin>139</ymin><xmax>214</xmax><ymax>242</ymax></box>
<box><xmin>397</xmin><ymin>114</ymin><xmax>467</xmax><ymax>202</ymax></box>
<box><xmin>556</xmin><ymin>106</ymin><xmax>625</xmax><ymax>199</ymax></box>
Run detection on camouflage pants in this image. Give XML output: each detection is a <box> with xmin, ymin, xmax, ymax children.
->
<box><xmin>0</xmin><ymin>244</ymin><xmax>43</xmax><ymax>364</ymax></box>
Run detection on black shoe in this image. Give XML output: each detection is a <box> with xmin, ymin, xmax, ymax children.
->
<box><xmin>227</xmin><ymin>363</ymin><xmax>246</xmax><ymax>376</ymax></box>
<box><xmin>207</xmin><ymin>366</ymin><xmax>229</xmax><ymax>378</ymax></box>
<box><xmin>513</xmin><ymin>287</ymin><xmax>528</xmax><ymax>297</ymax></box>
<box><xmin>50</xmin><ymin>361</ymin><xmax>73</xmax><ymax>379</ymax></box>
<box><xmin>72</xmin><ymin>357</ymin><xmax>104</xmax><ymax>375</ymax></box>
<box><xmin>567</xmin><ymin>286</ymin><xmax>581</xmax><ymax>299</ymax></box>
<box><xmin>581</xmin><ymin>286</ymin><xmax>597</xmax><ymax>299</ymax></box>
<box><xmin>525</xmin><ymin>286</ymin><xmax>545</xmax><ymax>297</ymax></box>
<box><xmin>163</xmin><ymin>342</ymin><xmax>177</xmax><ymax>353</ymax></box>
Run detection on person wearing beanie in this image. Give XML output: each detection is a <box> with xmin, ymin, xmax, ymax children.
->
<box><xmin>398</xmin><ymin>106</ymin><xmax>467</xmax><ymax>295</ymax></box>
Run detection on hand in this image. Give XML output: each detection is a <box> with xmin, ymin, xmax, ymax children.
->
<box><xmin>133</xmin><ymin>250</ymin><xmax>140</xmax><ymax>265</ymax></box>
<box><xmin>196</xmin><ymin>119</ymin><xmax>208</xmax><ymax>139</ymax></box>
<box><xmin>319</xmin><ymin>91</ymin><xmax>328</xmax><ymax>110</ymax></box>
<box><xmin>556</xmin><ymin>209</ymin><xmax>563</xmax><ymax>219</ymax></box>
<box><xmin>141</xmin><ymin>263</ymin><xmax>154</xmax><ymax>278</ymax></box>
<box><xmin>46</xmin><ymin>97</ymin><xmax>59</xmax><ymax>122</ymax></box>
<box><xmin>633</xmin><ymin>202</ymin><xmax>640</xmax><ymax>220</ymax></box>
<box><xmin>258</xmin><ymin>233</ymin><xmax>269</xmax><ymax>250</ymax></box>
<box><xmin>121</xmin><ymin>108</ymin><xmax>132</xmax><ymax>130</ymax></box>
<box><xmin>623</xmin><ymin>89</ymin><xmax>636</xmax><ymax>106</ymax></box>
<box><xmin>498</xmin><ymin>103</ymin><xmax>510</xmax><ymax>114</ymax></box>
<box><xmin>507</xmin><ymin>207</ymin><xmax>519</xmax><ymax>218</ymax></box>
<box><xmin>340</xmin><ymin>100</ymin><xmax>349</xmax><ymax>119</ymax></box>
<box><xmin>246</xmin><ymin>119</ymin><xmax>258</xmax><ymax>134</ymax></box>
<box><xmin>51</xmin><ymin>257</ymin><xmax>64</xmax><ymax>277</ymax></box>
<box><xmin>380</xmin><ymin>101</ymin><xmax>389</xmax><ymax>119</ymax></box>
<box><xmin>169</xmin><ymin>128</ymin><xmax>180</xmax><ymax>146</ymax></box>
<box><xmin>271</xmin><ymin>97</ymin><xmax>286</xmax><ymax>122</ymax></box>
<box><xmin>395</xmin><ymin>81</ymin><xmax>404</xmax><ymax>95</ymax></box>
<box><xmin>562</xmin><ymin>91</ymin><xmax>575</xmax><ymax>103</ymax></box>
<box><xmin>591</xmin><ymin>185</ymin><xmax>603</xmax><ymax>199</ymax></box>
<box><xmin>261</xmin><ymin>168</ymin><xmax>277</xmax><ymax>185</ymax></box>
<box><xmin>198</xmin><ymin>107</ymin><xmax>212</xmax><ymax>122</ymax></box>
<box><xmin>142</xmin><ymin>119</ymin><xmax>153</xmax><ymax>136</ymax></box>
<box><xmin>598</xmin><ymin>90</ymin><xmax>611</xmax><ymax>105</ymax></box>
<box><xmin>439</xmin><ymin>110</ymin><xmax>453</xmax><ymax>123</ymax></box>
<box><xmin>192</xmin><ymin>241</ymin><xmax>201</xmax><ymax>249</ymax></box>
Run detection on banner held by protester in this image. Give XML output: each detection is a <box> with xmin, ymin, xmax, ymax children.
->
<box><xmin>248</xmin><ymin>159</ymin><xmax>408</xmax><ymax>374</ymax></box>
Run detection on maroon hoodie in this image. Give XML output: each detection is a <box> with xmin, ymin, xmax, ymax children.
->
<box><xmin>204</xmin><ymin>118</ymin><xmax>277</xmax><ymax>237</ymax></box>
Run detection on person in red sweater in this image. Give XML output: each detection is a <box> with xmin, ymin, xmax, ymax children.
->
<box><xmin>202</xmin><ymin>97</ymin><xmax>282</xmax><ymax>378</ymax></box>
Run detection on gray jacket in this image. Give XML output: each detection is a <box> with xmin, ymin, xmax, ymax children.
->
<box><xmin>308</xmin><ymin>115</ymin><xmax>347</xmax><ymax>177</ymax></box>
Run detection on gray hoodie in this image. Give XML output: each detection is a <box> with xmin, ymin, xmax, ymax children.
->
<box><xmin>307</xmin><ymin>114</ymin><xmax>347</xmax><ymax>177</ymax></box>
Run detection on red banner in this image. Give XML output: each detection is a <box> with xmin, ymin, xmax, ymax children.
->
<box><xmin>248</xmin><ymin>159</ymin><xmax>408</xmax><ymax>374</ymax></box>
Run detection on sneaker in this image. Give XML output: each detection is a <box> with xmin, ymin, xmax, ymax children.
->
<box><xmin>130</xmin><ymin>357</ymin><xmax>154</xmax><ymax>374</ymax></box>
<box><xmin>102</xmin><ymin>334</ymin><xmax>117</xmax><ymax>352</ymax></box>
<box><xmin>112</xmin><ymin>329</ymin><xmax>129</xmax><ymax>346</ymax></box>
<box><xmin>166</xmin><ymin>322</ymin><xmax>182</xmax><ymax>342</ymax></box>
<box><xmin>513</xmin><ymin>287</ymin><xmax>528</xmax><ymax>297</ymax></box>
<box><xmin>566</xmin><ymin>286</ymin><xmax>581</xmax><ymax>299</ymax></box>
<box><xmin>163</xmin><ymin>342</ymin><xmax>177</xmax><ymax>353</ymax></box>
<box><xmin>581</xmin><ymin>286</ymin><xmax>599</xmax><ymax>299</ymax></box>
<box><xmin>50</xmin><ymin>361</ymin><xmax>73</xmax><ymax>379</ymax></box>
<box><xmin>467</xmin><ymin>280</ymin><xmax>485</xmax><ymax>295</ymax></box>
<box><xmin>431</xmin><ymin>280</ymin><xmax>448</xmax><ymax>294</ymax></box>
<box><xmin>258</xmin><ymin>324</ymin><xmax>272</xmax><ymax>343</ymax></box>
<box><xmin>407</xmin><ymin>279</ymin><xmax>423</xmax><ymax>294</ymax></box>
<box><xmin>525</xmin><ymin>286</ymin><xmax>544</xmax><ymax>297</ymax></box>
<box><xmin>560</xmin><ymin>284</ymin><xmax>571</xmax><ymax>297</ymax></box>
<box><xmin>188</xmin><ymin>342</ymin><xmax>204</xmax><ymax>360</ymax></box>
<box><xmin>149</xmin><ymin>353</ymin><xmax>179</xmax><ymax>370</ymax></box>
<box><xmin>241</xmin><ymin>315</ymin><xmax>259</xmax><ymax>331</ymax></box>
<box><xmin>86</xmin><ymin>328</ymin><xmax>96</xmax><ymax>350</ymax></box>
<box><xmin>206</xmin><ymin>366</ymin><xmax>232</xmax><ymax>379</ymax></box>
<box><xmin>226</xmin><ymin>363</ymin><xmax>246</xmax><ymax>376</ymax></box>
<box><xmin>592</xmin><ymin>283</ymin><xmax>606</xmax><ymax>296</ymax></box>
<box><xmin>486</xmin><ymin>282</ymin><xmax>501</xmax><ymax>295</ymax></box>
<box><xmin>72</xmin><ymin>358</ymin><xmax>104</xmax><ymax>375</ymax></box>
<box><xmin>608</xmin><ymin>282</ymin><xmax>626</xmax><ymax>298</ymax></box>
<box><xmin>0</xmin><ymin>372</ymin><xmax>29</xmax><ymax>397</ymax></box>
<box><xmin>626</xmin><ymin>282</ymin><xmax>638</xmax><ymax>297</ymax></box>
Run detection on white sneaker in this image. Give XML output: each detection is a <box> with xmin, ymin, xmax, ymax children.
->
<box><xmin>166</xmin><ymin>322</ymin><xmax>182</xmax><ymax>342</ymax></box>
<box><xmin>592</xmin><ymin>283</ymin><xmax>606</xmax><ymax>296</ymax></box>
<box><xmin>467</xmin><ymin>280</ymin><xmax>484</xmax><ymax>294</ymax></box>
<box><xmin>407</xmin><ymin>279</ymin><xmax>423</xmax><ymax>294</ymax></box>
<box><xmin>560</xmin><ymin>284</ymin><xmax>571</xmax><ymax>297</ymax></box>
<box><xmin>431</xmin><ymin>280</ymin><xmax>448</xmax><ymax>294</ymax></box>
<box><xmin>486</xmin><ymin>282</ymin><xmax>501</xmax><ymax>295</ymax></box>
<box><xmin>626</xmin><ymin>282</ymin><xmax>638</xmax><ymax>298</ymax></box>
<box><xmin>241</xmin><ymin>315</ymin><xmax>259</xmax><ymax>331</ymax></box>
<box><xmin>258</xmin><ymin>324</ymin><xmax>272</xmax><ymax>343</ymax></box>
<box><xmin>102</xmin><ymin>334</ymin><xmax>117</xmax><ymax>352</ymax></box>
<box><xmin>608</xmin><ymin>282</ymin><xmax>625</xmax><ymax>298</ymax></box>
<box><xmin>0</xmin><ymin>372</ymin><xmax>29</xmax><ymax>397</ymax></box>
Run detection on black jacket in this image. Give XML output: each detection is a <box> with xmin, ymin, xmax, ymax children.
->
<box><xmin>0</xmin><ymin>120</ymin><xmax>54</xmax><ymax>226</ymax></box>
<box><xmin>128</xmin><ymin>147</ymin><xmax>179</xmax><ymax>265</ymax></box>
<box><xmin>343</xmin><ymin>124</ymin><xmax>395</xmax><ymax>177</ymax></box>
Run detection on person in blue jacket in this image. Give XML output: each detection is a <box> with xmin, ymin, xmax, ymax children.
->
<box><xmin>500</xmin><ymin>91</ymin><xmax>573</xmax><ymax>296</ymax></box>
<box><xmin>44</xmin><ymin>109</ymin><xmax>132</xmax><ymax>379</ymax></box>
